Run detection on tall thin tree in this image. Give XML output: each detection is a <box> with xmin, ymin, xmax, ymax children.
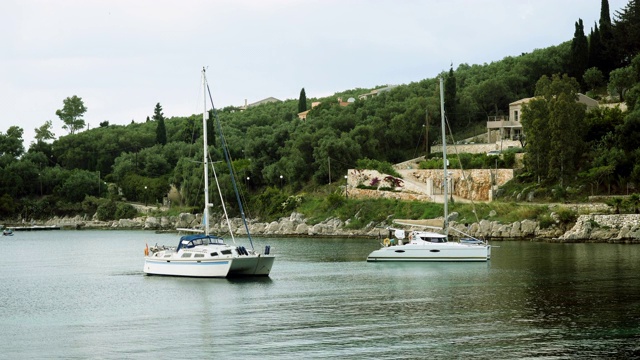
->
<box><xmin>444</xmin><ymin>67</ymin><xmax>457</xmax><ymax>128</ymax></box>
<box><xmin>153</xmin><ymin>103</ymin><xmax>167</xmax><ymax>145</ymax></box>
<box><xmin>587</xmin><ymin>23</ymin><xmax>604</xmax><ymax>71</ymax></box>
<box><xmin>298</xmin><ymin>88</ymin><xmax>307</xmax><ymax>113</ymax></box>
<box><xmin>569</xmin><ymin>18</ymin><xmax>589</xmax><ymax>88</ymax></box>
<box><xmin>599</xmin><ymin>0</ymin><xmax>616</xmax><ymax>76</ymax></box>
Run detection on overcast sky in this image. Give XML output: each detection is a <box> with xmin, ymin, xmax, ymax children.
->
<box><xmin>0</xmin><ymin>0</ymin><xmax>629</xmax><ymax>148</ymax></box>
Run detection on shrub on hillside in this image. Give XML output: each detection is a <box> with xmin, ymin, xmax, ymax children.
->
<box><xmin>96</xmin><ymin>200</ymin><xmax>118</xmax><ymax>221</ymax></box>
<box><xmin>115</xmin><ymin>203</ymin><xmax>138</xmax><ymax>219</ymax></box>
<box><xmin>356</xmin><ymin>158</ymin><xmax>401</xmax><ymax>178</ymax></box>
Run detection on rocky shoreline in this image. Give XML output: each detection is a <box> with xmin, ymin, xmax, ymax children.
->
<box><xmin>7</xmin><ymin>212</ymin><xmax>640</xmax><ymax>244</ymax></box>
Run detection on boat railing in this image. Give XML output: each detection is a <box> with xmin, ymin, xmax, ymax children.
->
<box><xmin>448</xmin><ymin>226</ymin><xmax>486</xmax><ymax>244</ymax></box>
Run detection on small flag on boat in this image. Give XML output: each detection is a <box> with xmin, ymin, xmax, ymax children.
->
<box><xmin>144</xmin><ymin>243</ymin><xmax>149</xmax><ymax>256</ymax></box>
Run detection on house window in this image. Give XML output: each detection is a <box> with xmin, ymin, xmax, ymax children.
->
<box><xmin>514</xmin><ymin>110</ymin><xmax>519</xmax><ymax>122</ymax></box>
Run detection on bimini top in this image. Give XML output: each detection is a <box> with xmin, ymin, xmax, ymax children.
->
<box><xmin>177</xmin><ymin>234</ymin><xmax>225</xmax><ymax>251</ymax></box>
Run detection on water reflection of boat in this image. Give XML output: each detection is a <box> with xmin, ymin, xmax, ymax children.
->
<box><xmin>367</xmin><ymin>78</ymin><xmax>490</xmax><ymax>263</ymax></box>
<box><xmin>143</xmin><ymin>68</ymin><xmax>275</xmax><ymax>277</ymax></box>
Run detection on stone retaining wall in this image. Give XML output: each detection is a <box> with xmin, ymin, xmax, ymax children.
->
<box><xmin>347</xmin><ymin>168</ymin><xmax>514</xmax><ymax>202</ymax></box>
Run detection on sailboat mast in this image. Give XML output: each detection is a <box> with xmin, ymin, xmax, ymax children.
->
<box><xmin>202</xmin><ymin>68</ymin><xmax>210</xmax><ymax>236</ymax></box>
<box><xmin>440</xmin><ymin>77</ymin><xmax>448</xmax><ymax>235</ymax></box>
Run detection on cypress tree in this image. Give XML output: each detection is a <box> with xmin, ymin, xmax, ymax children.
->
<box><xmin>153</xmin><ymin>102</ymin><xmax>167</xmax><ymax>145</ymax></box>
<box><xmin>599</xmin><ymin>0</ymin><xmax>616</xmax><ymax>76</ymax></box>
<box><xmin>588</xmin><ymin>23</ymin><xmax>604</xmax><ymax>71</ymax></box>
<box><xmin>569</xmin><ymin>18</ymin><xmax>589</xmax><ymax>88</ymax></box>
<box><xmin>298</xmin><ymin>88</ymin><xmax>307</xmax><ymax>113</ymax></box>
<box><xmin>523</xmin><ymin>75</ymin><xmax>585</xmax><ymax>185</ymax></box>
<box><xmin>601</xmin><ymin>0</ymin><xmax>611</xmax><ymax>23</ymax></box>
<box><xmin>444</xmin><ymin>67</ymin><xmax>457</xmax><ymax>128</ymax></box>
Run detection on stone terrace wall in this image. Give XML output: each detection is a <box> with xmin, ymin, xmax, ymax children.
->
<box><xmin>347</xmin><ymin>168</ymin><xmax>514</xmax><ymax>202</ymax></box>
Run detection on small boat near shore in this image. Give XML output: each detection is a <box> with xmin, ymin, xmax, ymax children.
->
<box><xmin>8</xmin><ymin>225</ymin><xmax>60</xmax><ymax>231</ymax></box>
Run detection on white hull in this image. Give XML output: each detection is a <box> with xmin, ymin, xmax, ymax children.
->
<box><xmin>143</xmin><ymin>256</ymin><xmax>275</xmax><ymax>277</ymax></box>
<box><xmin>367</xmin><ymin>243</ymin><xmax>491</xmax><ymax>262</ymax></box>
<box><xmin>143</xmin><ymin>241</ymin><xmax>274</xmax><ymax>277</ymax></box>
<box><xmin>144</xmin><ymin>257</ymin><xmax>232</xmax><ymax>277</ymax></box>
<box><xmin>229</xmin><ymin>255</ymin><xmax>276</xmax><ymax>276</ymax></box>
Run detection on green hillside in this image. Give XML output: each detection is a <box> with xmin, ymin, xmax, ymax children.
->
<box><xmin>1</xmin><ymin>0</ymin><xmax>640</xmax><ymax>223</ymax></box>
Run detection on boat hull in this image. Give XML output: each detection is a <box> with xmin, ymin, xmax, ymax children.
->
<box><xmin>228</xmin><ymin>255</ymin><xmax>275</xmax><ymax>277</ymax></box>
<box><xmin>143</xmin><ymin>258</ymin><xmax>232</xmax><ymax>277</ymax></box>
<box><xmin>367</xmin><ymin>243</ymin><xmax>491</xmax><ymax>262</ymax></box>
<box><xmin>143</xmin><ymin>253</ymin><xmax>275</xmax><ymax>277</ymax></box>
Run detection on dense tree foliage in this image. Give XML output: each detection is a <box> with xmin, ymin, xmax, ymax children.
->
<box><xmin>34</xmin><ymin>120</ymin><xmax>55</xmax><ymax>144</ymax></box>
<box><xmin>609</xmin><ymin>66</ymin><xmax>637</xmax><ymax>101</ymax></box>
<box><xmin>0</xmin><ymin>126</ymin><xmax>25</xmax><ymax>165</ymax></box>
<box><xmin>613</xmin><ymin>0</ymin><xmax>640</xmax><ymax>65</ymax></box>
<box><xmin>583</xmin><ymin>67</ymin><xmax>605</xmax><ymax>92</ymax></box>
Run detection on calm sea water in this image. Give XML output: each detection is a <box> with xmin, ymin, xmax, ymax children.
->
<box><xmin>1</xmin><ymin>230</ymin><xmax>639</xmax><ymax>359</ymax></box>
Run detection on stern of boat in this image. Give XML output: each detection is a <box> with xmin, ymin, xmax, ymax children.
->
<box><xmin>228</xmin><ymin>254</ymin><xmax>275</xmax><ymax>276</ymax></box>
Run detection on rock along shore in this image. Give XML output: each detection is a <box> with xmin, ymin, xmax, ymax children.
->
<box><xmin>10</xmin><ymin>212</ymin><xmax>639</xmax><ymax>244</ymax></box>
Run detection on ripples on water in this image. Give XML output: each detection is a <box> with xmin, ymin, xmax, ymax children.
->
<box><xmin>1</xmin><ymin>231</ymin><xmax>639</xmax><ymax>359</ymax></box>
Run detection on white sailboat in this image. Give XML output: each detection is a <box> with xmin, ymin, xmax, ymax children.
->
<box><xmin>367</xmin><ymin>77</ymin><xmax>491</xmax><ymax>262</ymax></box>
<box><xmin>143</xmin><ymin>68</ymin><xmax>275</xmax><ymax>277</ymax></box>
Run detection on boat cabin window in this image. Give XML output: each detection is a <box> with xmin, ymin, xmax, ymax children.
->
<box><xmin>164</xmin><ymin>254</ymin><xmax>171</xmax><ymax>258</ymax></box>
<box><xmin>210</xmin><ymin>252</ymin><xmax>218</xmax><ymax>257</ymax></box>
<box><xmin>181</xmin><ymin>253</ymin><xmax>193</xmax><ymax>258</ymax></box>
<box><xmin>194</xmin><ymin>253</ymin><xmax>204</xmax><ymax>258</ymax></box>
<box><xmin>221</xmin><ymin>250</ymin><xmax>232</xmax><ymax>255</ymax></box>
<box><xmin>430</xmin><ymin>238</ymin><xmax>445</xmax><ymax>243</ymax></box>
